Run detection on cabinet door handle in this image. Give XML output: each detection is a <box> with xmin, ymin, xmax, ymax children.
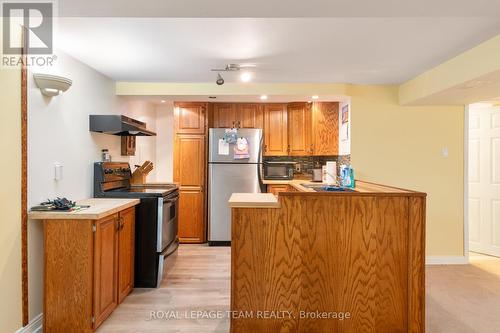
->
<box><xmin>117</xmin><ymin>217</ymin><xmax>124</xmax><ymax>231</ymax></box>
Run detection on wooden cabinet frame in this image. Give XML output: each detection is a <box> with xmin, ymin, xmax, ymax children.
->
<box><xmin>43</xmin><ymin>207</ymin><xmax>136</xmax><ymax>332</ymax></box>
<box><xmin>173</xmin><ymin>102</ymin><xmax>208</xmax><ymax>243</ymax></box>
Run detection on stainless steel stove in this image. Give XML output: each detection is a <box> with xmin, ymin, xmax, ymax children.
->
<box><xmin>94</xmin><ymin>162</ymin><xmax>179</xmax><ymax>287</ymax></box>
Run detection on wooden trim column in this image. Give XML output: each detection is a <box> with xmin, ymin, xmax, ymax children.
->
<box><xmin>21</xmin><ymin>27</ymin><xmax>29</xmax><ymax>326</ymax></box>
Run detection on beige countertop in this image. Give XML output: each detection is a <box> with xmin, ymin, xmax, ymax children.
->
<box><xmin>263</xmin><ymin>178</ymin><xmax>415</xmax><ymax>193</ymax></box>
<box><xmin>228</xmin><ymin>193</ymin><xmax>279</xmax><ymax>208</ymax></box>
<box><xmin>231</xmin><ymin>179</ymin><xmax>422</xmax><ymax>208</ymax></box>
<box><xmin>28</xmin><ymin>198</ymin><xmax>140</xmax><ymax>220</ymax></box>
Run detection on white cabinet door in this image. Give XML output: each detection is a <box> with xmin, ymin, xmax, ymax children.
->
<box><xmin>469</xmin><ymin>107</ymin><xmax>500</xmax><ymax>257</ymax></box>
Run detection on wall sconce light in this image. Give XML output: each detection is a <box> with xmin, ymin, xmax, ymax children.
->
<box><xmin>33</xmin><ymin>73</ymin><xmax>72</xmax><ymax>97</ymax></box>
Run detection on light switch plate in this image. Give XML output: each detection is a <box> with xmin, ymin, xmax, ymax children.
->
<box><xmin>441</xmin><ymin>147</ymin><xmax>449</xmax><ymax>158</ymax></box>
<box><xmin>54</xmin><ymin>163</ymin><xmax>63</xmax><ymax>181</ymax></box>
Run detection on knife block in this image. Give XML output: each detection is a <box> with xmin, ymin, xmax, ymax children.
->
<box><xmin>131</xmin><ymin>161</ymin><xmax>153</xmax><ymax>185</ymax></box>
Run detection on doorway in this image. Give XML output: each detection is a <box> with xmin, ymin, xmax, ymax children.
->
<box><xmin>468</xmin><ymin>103</ymin><xmax>500</xmax><ymax>257</ymax></box>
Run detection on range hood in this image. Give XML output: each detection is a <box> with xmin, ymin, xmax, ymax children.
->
<box><xmin>89</xmin><ymin>115</ymin><xmax>156</xmax><ymax>136</ymax></box>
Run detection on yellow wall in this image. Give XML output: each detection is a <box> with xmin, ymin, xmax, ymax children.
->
<box><xmin>348</xmin><ymin>85</ymin><xmax>464</xmax><ymax>255</ymax></box>
<box><xmin>117</xmin><ymin>82</ymin><xmax>465</xmax><ymax>256</ymax></box>
<box><xmin>399</xmin><ymin>34</ymin><xmax>500</xmax><ymax>105</ymax></box>
<box><xmin>0</xmin><ymin>28</ymin><xmax>23</xmax><ymax>333</ymax></box>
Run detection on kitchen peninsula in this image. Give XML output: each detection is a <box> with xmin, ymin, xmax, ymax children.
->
<box><xmin>229</xmin><ymin>181</ymin><xmax>426</xmax><ymax>333</ymax></box>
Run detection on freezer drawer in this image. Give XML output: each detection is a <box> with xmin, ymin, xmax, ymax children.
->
<box><xmin>209</xmin><ymin>163</ymin><xmax>261</xmax><ymax>242</ymax></box>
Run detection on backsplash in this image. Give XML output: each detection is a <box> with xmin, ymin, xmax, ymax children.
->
<box><xmin>264</xmin><ymin>155</ymin><xmax>351</xmax><ymax>176</ymax></box>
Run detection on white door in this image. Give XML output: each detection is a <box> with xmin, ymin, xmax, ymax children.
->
<box><xmin>469</xmin><ymin>106</ymin><xmax>500</xmax><ymax>257</ymax></box>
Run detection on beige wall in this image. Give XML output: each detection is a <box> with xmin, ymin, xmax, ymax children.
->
<box><xmin>116</xmin><ymin>82</ymin><xmax>465</xmax><ymax>256</ymax></box>
<box><xmin>0</xmin><ymin>47</ymin><xmax>23</xmax><ymax>333</ymax></box>
<box><xmin>349</xmin><ymin>85</ymin><xmax>464</xmax><ymax>256</ymax></box>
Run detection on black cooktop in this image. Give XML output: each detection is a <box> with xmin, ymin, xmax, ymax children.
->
<box><xmin>101</xmin><ymin>185</ymin><xmax>178</xmax><ymax>198</ymax></box>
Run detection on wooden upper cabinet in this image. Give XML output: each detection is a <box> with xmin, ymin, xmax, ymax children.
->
<box><xmin>93</xmin><ymin>214</ymin><xmax>119</xmax><ymax>328</ymax></box>
<box><xmin>174</xmin><ymin>102</ymin><xmax>206</xmax><ymax>134</ymax></box>
<box><xmin>117</xmin><ymin>207</ymin><xmax>135</xmax><ymax>304</ymax></box>
<box><xmin>263</xmin><ymin>104</ymin><xmax>288</xmax><ymax>156</ymax></box>
<box><xmin>238</xmin><ymin>103</ymin><xmax>263</xmax><ymax>129</ymax></box>
<box><xmin>212</xmin><ymin>103</ymin><xmax>263</xmax><ymax>129</ymax></box>
<box><xmin>288</xmin><ymin>102</ymin><xmax>312</xmax><ymax>156</ymax></box>
<box><xmin>213</xmin><ymin>103</ymin><xmax>238</xmax><ymax>128</ymax></box>
<box><xmin>312</xmin><ymin>102</ymin><xmax>339</xmax><ymax>155</ymax></box>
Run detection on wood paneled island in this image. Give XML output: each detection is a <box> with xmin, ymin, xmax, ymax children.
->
<box><xmin>229</xmin><ymin>181</ymin><xmax>426</xmax><ymax>333</ymax></box>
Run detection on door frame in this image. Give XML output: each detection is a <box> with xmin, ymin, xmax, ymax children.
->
<box><xmin>463</xmin><ymin>105</ymin><xmax>470</xmax><ymax>263</ymax></box>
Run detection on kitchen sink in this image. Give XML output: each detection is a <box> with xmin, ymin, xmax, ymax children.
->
<box><xmin>301</xmin><ymin>184</ymin><xmax>355</xmax><ymax>192</ymax></box>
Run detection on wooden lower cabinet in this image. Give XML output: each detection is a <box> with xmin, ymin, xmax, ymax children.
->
<box><xmin>93</xmin><ymin>214</ymin><xmax>119</xmax><ymax>328</ymax></box>
<box><xmin>43</xmin><ymin>207</ymin><xmax>136</xmax><ymax>332</ymax></box>
<box><xmin>266</xmin><ymin>184</ymin><xmax>290</xmax><ymax>195</ymax></box>
<box><xmin>117</xmin><ymin>207</ymin><xmax>135</xmax><ymax>303</ymax></box>
<box><xmin>178</xmin><ymin>187</ymin><xmax>205</xmax><ymax>243</ymax></box>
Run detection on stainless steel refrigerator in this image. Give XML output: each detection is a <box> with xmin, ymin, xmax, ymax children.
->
<box><xmin>208</xmin><ymin>128</ymin><xmax>264</xmax><ymax>245</ymax></box>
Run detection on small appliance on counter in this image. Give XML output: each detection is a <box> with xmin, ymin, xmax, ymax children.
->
<box><xmin>311</xmin><ymin>168</ymin><xmax>323</xmax><ymax>182</ymax></box>
<box><xmin>94</xmin><ymin>161</ymin><xmax>179</xmax><ymax>288</ymax></box>
<box><xmin>325</xmin><ymin>161</ymin><xmax>337</xmax><ymax>185</ymax></box>
<box><xmin>263</xmin><ymin>161</ymin><xmax>296</xmax><ymax>180</ymax></box>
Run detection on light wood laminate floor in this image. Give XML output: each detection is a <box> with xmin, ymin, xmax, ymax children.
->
<box><xmin>98</xmin><ymin>246</ymin><xmax>500</xmax><ymax>333</ymax></box>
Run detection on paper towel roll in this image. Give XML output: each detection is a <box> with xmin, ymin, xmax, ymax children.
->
<box><xmin>325</xmin><ymin>161</ymin><xmax>337</xmax><ymax>185</ymax></box>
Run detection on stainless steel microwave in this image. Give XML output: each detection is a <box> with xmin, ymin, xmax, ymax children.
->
<box><xmin>263</xmin><ymin>161</ymin><xmax>295</xmax><ymax>180</ymax></box>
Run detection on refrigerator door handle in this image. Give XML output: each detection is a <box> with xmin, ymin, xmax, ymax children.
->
<box><xmin>257</xmin><ymin>135</ymin><xmax>265</xmax><ymax>193</ymax></box>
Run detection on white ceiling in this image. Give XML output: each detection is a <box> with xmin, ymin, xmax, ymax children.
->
<box><xmin>57</xmin><ymin>0</ymin><xmax>500</xmax><ymax>17</ymax></box>
<box><xmin>56</xmin><ymin>18</ymin><xmax>500</xmax><ymax>84</ymax></box>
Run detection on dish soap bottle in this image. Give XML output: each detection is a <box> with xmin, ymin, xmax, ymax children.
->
<box><xmin>348</xmin><ymin>167</ymin><xmax>355</xmax><ymax>189</ymax></box>
<box><xmin>340</xmin><ymin>165</ymin><xmax>355</xmax><ymax>189</ymax></box>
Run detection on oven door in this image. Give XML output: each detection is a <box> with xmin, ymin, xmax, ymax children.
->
<box><xmin>157</xmin><ymin>192</ymin><xmax>179</xmax><ymax>252</ymax></box>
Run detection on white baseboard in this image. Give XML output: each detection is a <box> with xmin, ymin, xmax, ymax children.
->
<box><xmin>15</xmin><ymin>314</ymin><xmax>42</xmax><ymax>333</ymax></box>
<box><xmin>426</xmin><ymin>256</ymin><xmax>469</xmax><ymax>265</ymax></box>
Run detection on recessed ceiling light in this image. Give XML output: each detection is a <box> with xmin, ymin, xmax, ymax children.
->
<box><xmin>307</xmin><ymin>101</ymin><xmax>312</xmax><ymax>103</ymax></box>
<box><xmin>312</xmin><ymin>95</ymin><xmax>319</xmax><ymax>100</ymax></box>
<box><xmin>160</xmin><ymin>100</ymin><xmax>166</xmax><ymax>103</ymax></box>
<box><xmin>260</xmin><ymin>95</ymin><xmax>268</xmax><ymax>100</ymax></box>
<box><xmin>240</xmin><ymin>72</ymin><xmax>252</xmax><ymax>82</ymax></box>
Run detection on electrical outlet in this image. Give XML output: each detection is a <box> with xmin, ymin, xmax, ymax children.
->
<box><xmin>295</xmin><ymin>163</ymin><xmax>301</xmax><ymax>172</ymax></box>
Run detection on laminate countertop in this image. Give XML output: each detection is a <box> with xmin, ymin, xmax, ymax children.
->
<box><xmin>263</xmin><ymin>178</ymin><xmax>419</xmax><ymax>193</ymax></box>
<box><xmin>229</xmin><ymin>179</ymin><xmax>424</xmax><ymax>208</ymax></box>
<box><xmin>28</xmin><ymin>198</ymin><xmax>140</xmax><ymax>220</ymax></box>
